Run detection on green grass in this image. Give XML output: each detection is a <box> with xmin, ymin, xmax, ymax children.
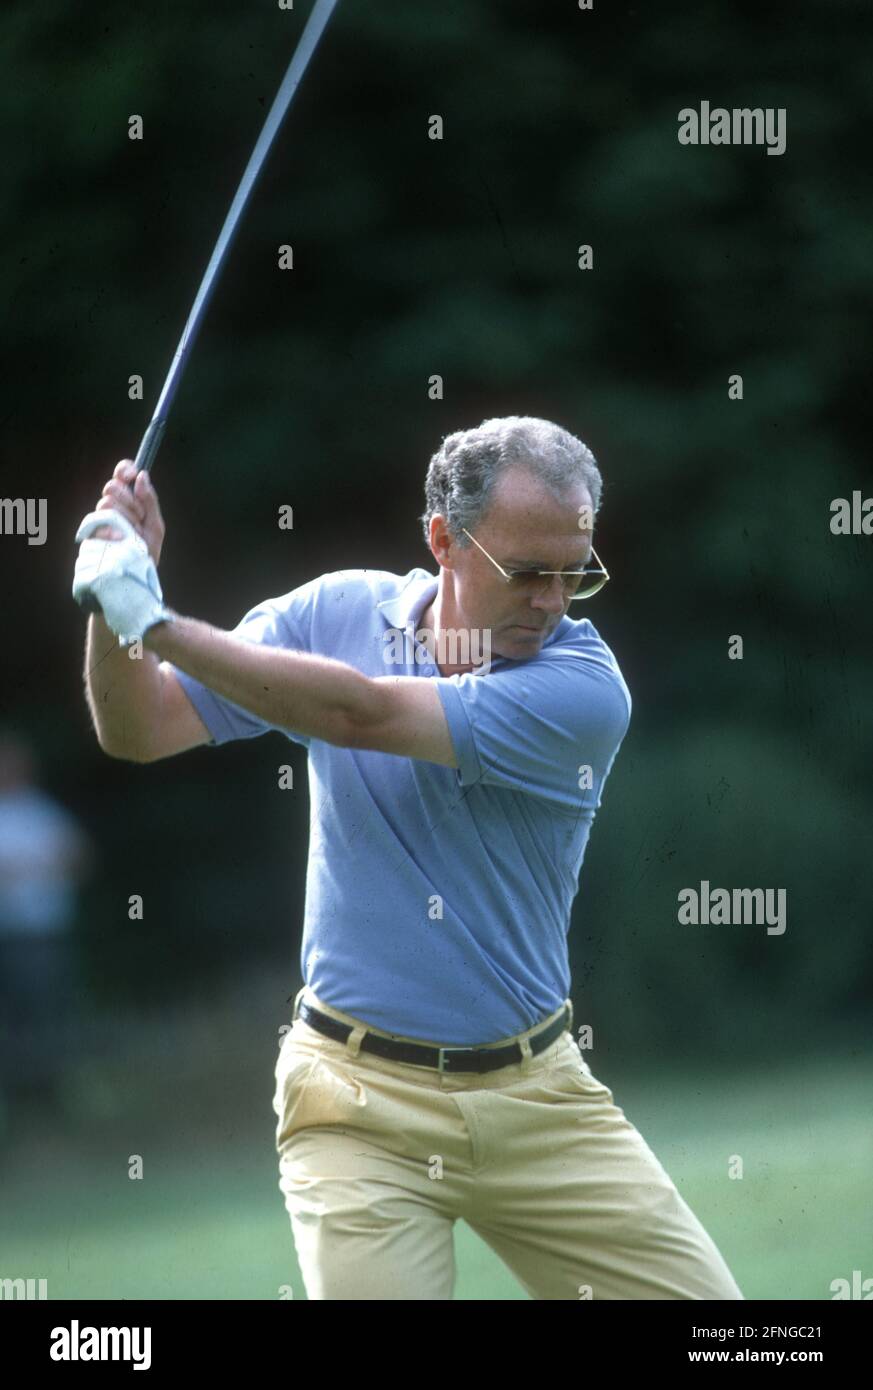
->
<box><xmin>1</xmin><ymin>1047</ymin><xmax>868</xmax><ymax>1299</ymax></box>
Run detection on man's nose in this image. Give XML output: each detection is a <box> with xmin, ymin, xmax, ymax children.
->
<box><xmin>530</xmin><ymin>576</ymin><xmax>567</xmax><ymax>615</ymax></box>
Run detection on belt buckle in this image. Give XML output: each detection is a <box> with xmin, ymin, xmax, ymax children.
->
<box><xmin>437</xmin><ymin>1045</ymin><xmax>477</xmax><ymax>1074</ymax></box>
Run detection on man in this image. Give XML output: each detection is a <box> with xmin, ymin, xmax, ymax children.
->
<box><xmin>0</xmin><ymin>730</ymin><xmax>94</xmax><ymax>1123</ymax></box>
<box><xmin>75</xmin><ymin>415</ymin><xmax>744</xmax><ymax>1301</ymax></box>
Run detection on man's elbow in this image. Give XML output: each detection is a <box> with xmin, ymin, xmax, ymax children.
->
<box><xmin>326</xmin><ymin>711</ymin><xmax>369</xmax><ymax>751</ymax></box>
<box><xmin>337</xmin><ymin>680</ymin><xmax>389</xmax><ymax>751</ymax></box>
<box><xmin>95</xmin><ymin>729</ymin><xmax>156</xmax><ymax>764</ymax></box>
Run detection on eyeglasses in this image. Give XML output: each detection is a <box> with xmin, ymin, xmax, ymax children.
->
<box><xmin>461</xmin><ymin>527</ymin><xmax>610</xmax><ymax>601</ymax></box>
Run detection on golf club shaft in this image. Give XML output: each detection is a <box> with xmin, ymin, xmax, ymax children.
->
<box><xmin>135</xmin><ymin>0</ymin><xmax>341</xmax><ymax>475</ymax></box>
<box><xmin>78</xmin><ymin>0</ymin><xmax>340</xmax><ymax>616</ymax></box>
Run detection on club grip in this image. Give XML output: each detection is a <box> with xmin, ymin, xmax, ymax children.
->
<box><xmin>134</xmin><ymin>417</ymin><xmax>167</xmax><ymax>475</ymax></box>
<box><xmin>77</xmin><ymin>590</ymin><xmax>103</xmax><ymax>615</ymax></box>
<box><xmin>76</xmin><ymin>429</ymin><xmax>157</xmax><ymax>616</ymax></box>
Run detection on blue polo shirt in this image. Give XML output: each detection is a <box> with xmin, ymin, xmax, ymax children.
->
<box><xmin>170</xmin><ymin>568</ymin><xmax>632</xmax><ymax>1044</ymax></box>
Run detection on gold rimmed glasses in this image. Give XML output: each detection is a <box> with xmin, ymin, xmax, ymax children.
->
<box><xmin>461</xmin><ymin>527</ymin><xmax>610</xmax><ymax>601</ymax></box>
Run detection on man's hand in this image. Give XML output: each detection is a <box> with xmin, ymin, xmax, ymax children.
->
<box><xmin>73</xmin><ymin>509</ymin><xmax>175</xmax><ymax>647</ymax></box>
<box><xmin>91</xmin><ymin>459</ymin><xmax>166</xmax><ymax>564</ymax></box>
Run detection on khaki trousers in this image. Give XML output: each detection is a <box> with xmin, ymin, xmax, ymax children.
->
<box><xmin>272</xmin><ymin>988</ymin><xmax>744</xmax><ymax>1301</ymax></box>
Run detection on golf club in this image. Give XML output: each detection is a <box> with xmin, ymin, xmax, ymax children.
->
<box><xmin>76</xmin><ymin>0</ymin><xmax>341</xmax><ymax>614</ymax></box>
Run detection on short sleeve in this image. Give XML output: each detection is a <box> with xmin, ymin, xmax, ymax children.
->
<box><xmin>169</xmin><ymin>594</ymin><xmax>313</xmax><ymax>748</ymax></box>
<box><xmin>434</xmin><ymin>646</ymin><xmax>631</xmax><ymax>811</ymax></box>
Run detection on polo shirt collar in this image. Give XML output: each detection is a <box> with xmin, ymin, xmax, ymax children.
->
<box><xmin>375</xmin><ymin>570</ymin><xmax>438</xmax><ymax>631</ymax></box>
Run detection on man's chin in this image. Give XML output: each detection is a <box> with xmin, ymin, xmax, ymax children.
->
<box><xmin>495</xmin><ymin>625</ymin><xmax>548</xmax><ymax>658</ymax></box>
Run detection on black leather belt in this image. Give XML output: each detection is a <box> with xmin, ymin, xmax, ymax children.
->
<box><xmin>296</xmin><ymin>998</ymin><xmax>571</xmax><ymax>1074</ymax></box>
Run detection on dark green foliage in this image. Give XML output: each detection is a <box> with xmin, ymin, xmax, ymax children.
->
<box><xmin>3</xmin><ymin>0</ymin><xmax>871</xmax><ymax>1060</ymax></box>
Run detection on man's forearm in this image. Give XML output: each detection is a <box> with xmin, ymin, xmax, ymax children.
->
<box><xmin>85</xmin><ymin>613</ymin><xmax>164</xmax><ymax>759</ymax></box>
<box><xmin>143</xmin><ymin>611</ymin><xmax>382</xmax><ymax>747</ymax></box>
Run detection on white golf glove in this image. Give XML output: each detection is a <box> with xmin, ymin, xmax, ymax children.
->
<box><xmin>73</xmin><ymin>508</ymin><xmax>175</xmax><ymax>647</ymax></box>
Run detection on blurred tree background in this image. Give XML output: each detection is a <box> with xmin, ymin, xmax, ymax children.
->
<box><xmin>2</xmin><ymin>0</ymin><xmax>871</xmax><ymax>1073</ymax></box>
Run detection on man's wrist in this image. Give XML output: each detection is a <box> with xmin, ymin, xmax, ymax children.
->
<box><xmin>142</xmin><ymin>610</ymin><xmax>179</xmax><ymax>652</ymax></box>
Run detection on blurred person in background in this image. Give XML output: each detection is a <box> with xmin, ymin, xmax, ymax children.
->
<box><xmin>0</xmin><ymin>730</ymin><xmax>94</xmax><ymax>1125</ymax></box>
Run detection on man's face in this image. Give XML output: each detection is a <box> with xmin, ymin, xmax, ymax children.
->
<box><xmin>435</xmin><ymin>466</ymin><xmax>595</xmax><ymax>663</ymax></box>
